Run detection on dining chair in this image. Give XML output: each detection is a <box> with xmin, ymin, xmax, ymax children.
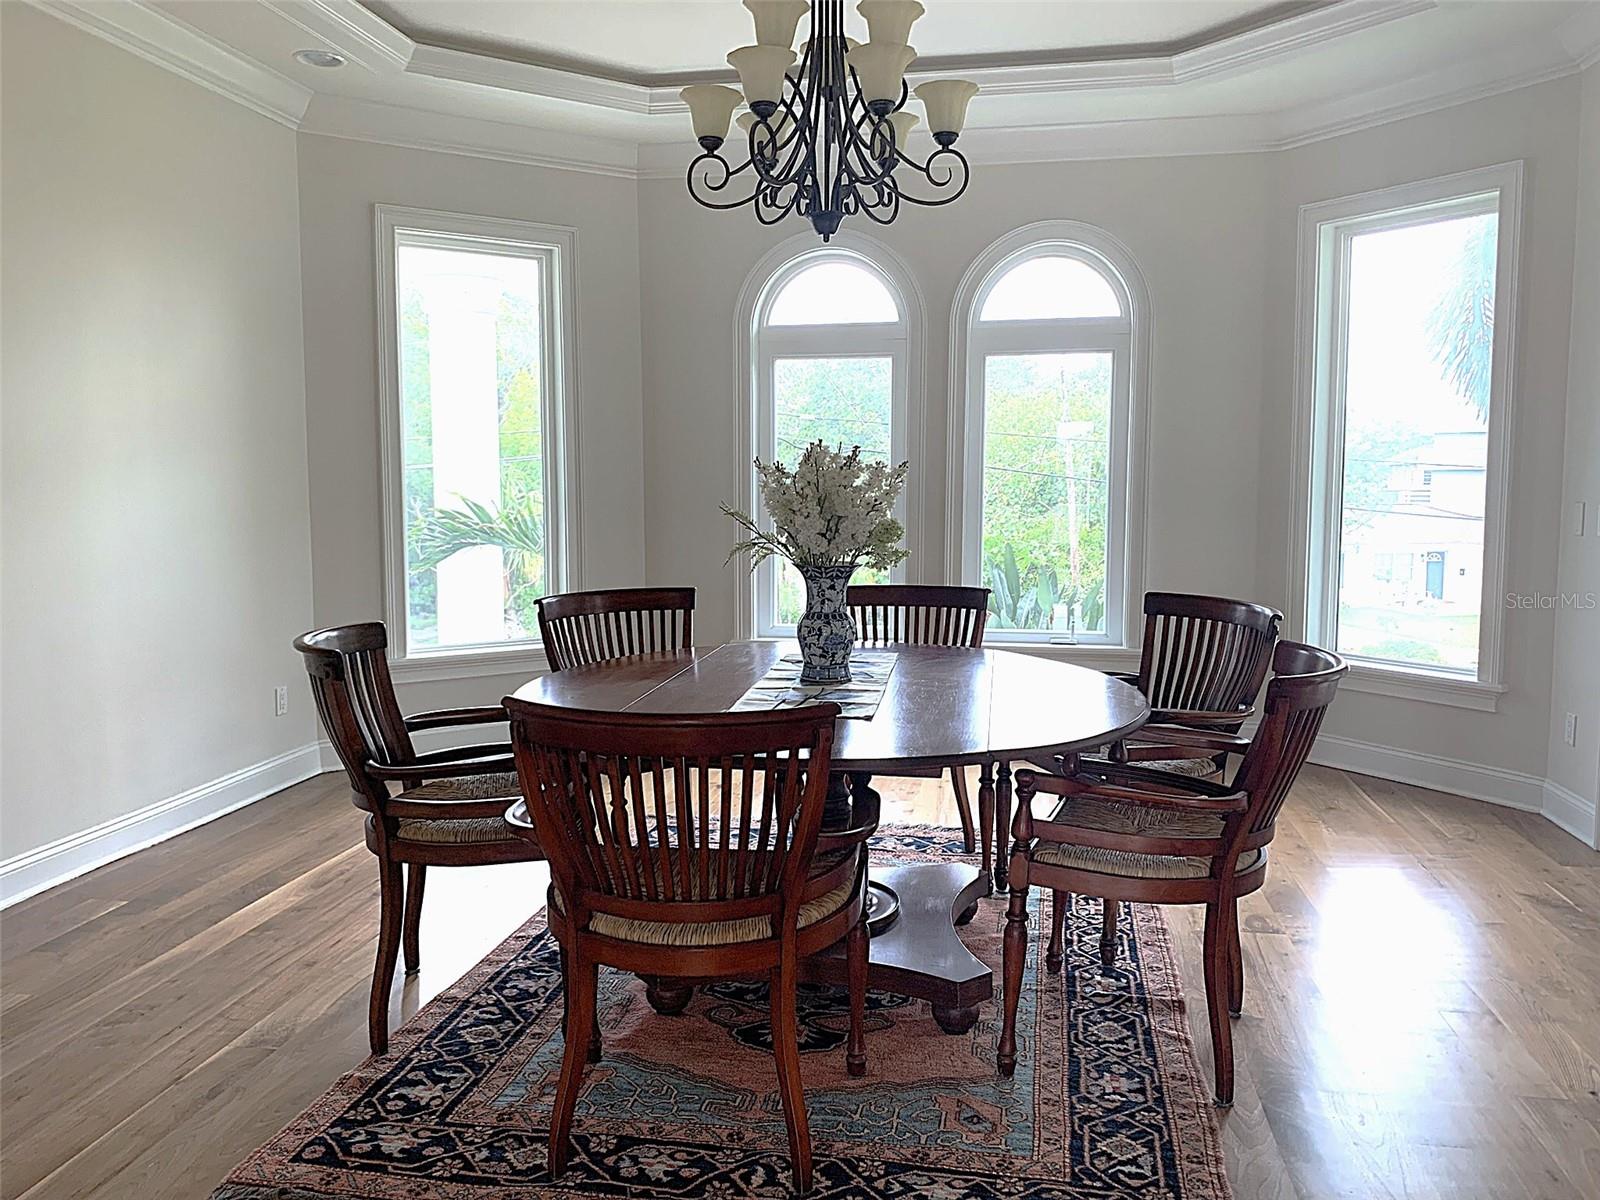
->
<box><xmin>505</xmin><ymin>698</ymin><xmax>869</xmax><ymax>1193</ymax></box>
<box><xmin>536</xmin><ymin>587</ymin><xmax>695</xmax><ymax>670</ymax></box>
<box><xmin>295</xmin><ymin>622</ymin><xmax>543</xmax><ymax>1056</ymax></box>
<box><xmin>847</xmin><ymin>583</ymin><xmax>992</xmax><ymax>861</ymax></box>
<box><xmin>997</xmin><ymin>641</ymin><xmax>1345</xmax><ymax>1106</ymax></box>
<box><xmin>1089</xmin><ymin>592</ymin><xmax>1282</xmax><ymax>957</ymax></box>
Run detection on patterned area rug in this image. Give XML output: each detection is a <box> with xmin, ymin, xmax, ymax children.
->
<box><xmin>213</xmin><ymin>826</ymin><xmax>1229</xmax><ymax>1199</ymax></box>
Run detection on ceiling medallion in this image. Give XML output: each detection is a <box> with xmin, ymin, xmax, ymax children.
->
<box><xmin>681</xmin><ymin>0</ymin><xmax>978</xmax><ymax>241</ymax></box>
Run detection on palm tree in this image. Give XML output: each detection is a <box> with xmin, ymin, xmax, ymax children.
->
<box><xmin>1426</xmin><ymin>220</ymin><xmax>1497</xmax><ymax>422</ymax></box>
<box><xmin>411</xmin><ymin>493</ymin><xmax>545</xmax><ymax>617</ymax></box>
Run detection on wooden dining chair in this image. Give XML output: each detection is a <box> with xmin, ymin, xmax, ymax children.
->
<box><xmin>536</xmin><ymin>587</ymin><xmax>695</xmax><ymax>671</ymax></box>
<box><xmin>505</xmin><ymin>699</ymin><xmax>869</xmax><ymax>1193</ymax></box>
<box><xmin>295</xmin><ymin>623</ymin><xmax>543</xmax><ymax>1056</ymax></box>
<box><xmin>1086</xmin><ymin>593</ymin><xmax>1282</xmax><ymax>955</ymax></box>
<box><xmin>847</xmin><ymin>583</ymin><xmax>991</xmax><ymax>859</ymax></box>
<box><xmin>998</xmin><ymin>641</ymin><xmax>1345</xmax><ymax>1106</ymax></box>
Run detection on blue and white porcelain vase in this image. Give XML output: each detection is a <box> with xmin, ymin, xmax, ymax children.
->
<box><xmin>796</xmin><ymin>563</ymin><xmax>857</xmax><ymax>684</ymax></box>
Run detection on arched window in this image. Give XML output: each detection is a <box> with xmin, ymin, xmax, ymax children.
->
<box><xmin>950</xmin><ymin>223</ymin><xmax>1148</xmax><ymax>648</ymax></box>
<box><xmin>739</xmin><ymin>239</ymin><xmax>920</xmax><ymax>637</ymax></box>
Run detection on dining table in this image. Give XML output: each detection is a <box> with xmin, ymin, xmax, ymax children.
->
<box><xmin>511</xmin><ymin>640</ymin><xmax>1149</xmax><ymax>1034</ymax></box>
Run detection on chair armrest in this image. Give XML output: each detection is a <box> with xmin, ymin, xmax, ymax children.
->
<box><xmin>1015</xmin><ymin>766</ymin><xmax>1248</xmax><ymax>815</ymax></box>
<box><xmin>1128</xmin><ymin>725</ymin><xmax>1252</xmax><ymax>756</ymax></box>
<box><xmin>404</xmin><ymin>705</ymin><xmax>507</xmax><ymax>732</ymax></box>
<box><xmin>1146</xmin><ymin>704</ymin><xmax>1252</xmax><ymax>728</ymax></box>
<box><xmin>815</xmin><ymin>786</ymin><xmax>881</xmax><ymax>855</ymax></box>
<box><xmin>367</xmin><ymin>748</ymin><xmax>514</xmax><ymax>782</ymax></box>
<box><xmin>1106</xmin><ymin>672</ymin><xmax>1141</xmax><ymax>686</ymax></box>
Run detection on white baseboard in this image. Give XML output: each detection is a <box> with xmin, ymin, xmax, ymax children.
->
<box><xmin>1541</xmin><ymin>779</ymin><xmax>1599</xmax><ymax>848</ymax></box>
<box><xmin>1307</xmin><ymin>732</ymin><xmax>1548</xmax><ymax>812</ymax></box>
<box><xmin>0</xmin><ymin>742</ymin><xmax>325</xmax><ymax>909</ymax></box>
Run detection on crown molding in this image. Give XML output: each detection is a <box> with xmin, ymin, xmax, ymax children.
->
<box><xmin>298</xmin><ymin>94</ymin><xmax>641</xmax><ymax>178</ymax></box>
<box><xmin>260</xmin><ymin>0</ymin><xmax>413</xmax><ymax>72</ymax></box>
<box><xmin>400</xmin><ymin>0</ymin><xmax>1437</xmax><ymax>116</ymax></box>
<box><xmin>1559</xmin><ymin>4</ymin><xmax>1600</xmax><ymax>72</ymax></box>
<box><xmin>26</xmin><ymin>0</ymin><xmax>312</xmax><ymax>128</ymax></box>
<box><xmin>1267</xmin><ymin>24</ymin><xmax>1590</xmax><ymax>150</ymax></box>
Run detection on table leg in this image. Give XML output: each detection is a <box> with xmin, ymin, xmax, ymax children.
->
<box><xmin>822</xmin><ymin>771</ymin><xmax>855</xmax><ymax>829</ymax></box>
<box><xmin>977</xmin><ymin>762</ymin><xmax>995</xmax><ymax>896</ymax></box>
<box><xmin>993</xmin><ymin>761</ymin><xmax>1012</xmax><ymax>893</ymax></box>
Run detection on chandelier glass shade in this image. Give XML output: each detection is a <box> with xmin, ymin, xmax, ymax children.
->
<box><xmin>681</xmin><ymin>0</ymin><xmax>977</xmax><ymax>240</ymax></box>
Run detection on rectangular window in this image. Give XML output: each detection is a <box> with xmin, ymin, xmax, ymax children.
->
<box><xmin>1297</xmin><ymin>165</ymin><xmax>1519</xmax><ymax>694</ymax></box>
<box><xmin>980</xmin><ymin>352</ymin><xmax>1112</xmax><ymax>638</ymax></box>
<box><xmin>377</xmin><ymin>208</ymin><xmax>577</xmax><ymax>668</ymax></box>
<box><xmin>771</xmin><ymin>354</ymin><xmax>893</xmax><ymax>626</ymax></box>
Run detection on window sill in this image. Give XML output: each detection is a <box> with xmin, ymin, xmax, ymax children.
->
<box><xmin>389</xmin><ymin>645</ymin><xmax>550</xmax><ymax>685</ymax></box>
<box><xmin>1339</xmin><ymin>662</ymin><xmax>1505</xmax><ymax>712</ymax></box>
<box><xmin>982</xmin><ymin>641</ymin><xmax>1142</xmax><ymax>672</ymax></box>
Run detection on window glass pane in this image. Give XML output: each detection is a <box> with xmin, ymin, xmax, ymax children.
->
<box><xmin>771</xmin><ymin>355</ymin><xmax>893</xmax><ymax>626</ymax></box>
<box><xmin>766</xmin><ymin>261</ymin><xmax>900</xmax><ymax>325</ymax></box>
<box><xmin>1336</xmin><ymin>211</ymin><xmax>1495</xmax><ymax>673</ymax></box>
<box><xmin>398</xmin><ymin>241</ymin><xmax>546</xmax><ymax>650</ymax></box>
<box><xmin>979</xmin><ymin>256</ymin><xmax>1121</xmax><ymax>321</ymax></box>
<box><xmin>981</xmin><ymin>353</ymin><xmax>1111</xmax><ymax>636</ymax></box>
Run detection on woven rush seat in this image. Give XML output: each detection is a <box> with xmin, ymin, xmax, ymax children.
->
<box><xmin>553</xmin><ymin>873</ymin><xmax>857</xmax><ymax>947</ymax></box>
<box><xmin>390</xmin><ymin>815</ymin><xmax>520</xmax><ymax>845</ymax></box>
<box><xmin>399</xmin><ymin>771</ymin><xmax>521</xmax><ymax>802</ymax></box>
<box><xmin>1033</xmin><ymin>795</ymin><xmax>1263</xmax><ymax>880</ymax></box>
<box><xmin>1129</xmin><ymin>753</ymin><xmax>1222</xmax><ymax>779</ymax></box>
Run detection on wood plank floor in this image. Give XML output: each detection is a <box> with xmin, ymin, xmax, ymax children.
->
<box><xmin>2</xmin><ymin>765</ymin><xmax>1596</xmax><ymax>1199</ymax></box>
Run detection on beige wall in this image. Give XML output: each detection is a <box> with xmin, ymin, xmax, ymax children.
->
<box><xmin>1258</xmin><ymin>78</ymin><xmax>1581</xmax><ymax>781</ymax></box>
<box><xmin>638</xmin><ymin>152</ymin><xmax>1274</xmax><ymax>646</ymax></box>
<box><xmin>0</xmin><ymin>5</ymin><xmax>315</xmax><ymax>858</ymax></box>
<box><xmin>1547</xmin><ymin>64</ymin><xmax>1600</xmax><ymax>816</ymax></box>
<box><xmin>293</xmin><ymin>135</ymin><xmax>647</xmax><ymax>713</ymax></box>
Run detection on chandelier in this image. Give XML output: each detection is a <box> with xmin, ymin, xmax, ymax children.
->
<box><xmin>680</xmin><ymin>0</ymin><xmax>978</xmax><ymax>241</ymax></box>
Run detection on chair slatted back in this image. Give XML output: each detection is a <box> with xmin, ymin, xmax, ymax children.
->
<box><xmin>847</xmin><ymin>584</ymin><xmax>990</xmax><ymax>648</ymax></box>
<box><xmin>1232</xmin><ymin>642</ymin><xmax>1346</xmax><ymax>838</ymax></box>
<box><xmin>294</xmin><ymin>623</ymin><xmax>414</xmax><ymax>796</ymax></box>
<box><xmin>506</xmin><ymin>701</ymin><xmax>839</xmax><ymax>931</ymax></box>
<box><xmin>1137</xmin><ymin>592</ymin><xmax>1282</xmax><ymax>721</ymax></box>
<box><xmin>537</xmin><ymin>588</ymin><xmax>696</xmax><ymax>671</ymax></box>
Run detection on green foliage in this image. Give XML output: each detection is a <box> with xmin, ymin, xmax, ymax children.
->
<box><xmin>411</xmin><ymin>493</ymin><xmax>546</xmax><ymax>624</ymax></box>
<box><xmin>1425</xmin><ymin>216</ymin><xmax>1497</xmax><ymax>422</ymax></box>
<box><xmin>980</xmin><ymin>354</ymin><xmax>1110</xmax><ymax>634</ymax></box>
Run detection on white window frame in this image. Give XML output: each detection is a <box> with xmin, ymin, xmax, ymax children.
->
<box><xmin>947</xmin><ymin>221</ymin><xmax>1150</xmax><ymax>657</ymax></box>
<box><xmin>1289</xmin><ymin>163</ymin><xmax>1521</xmax><ymax>712</ymax></box>
<box><xmin>733</xmin><ymin>232</ymin><xmax>925</xmax><ymax>639</ymax></box>
<box><xmin>374</xmin><ymin>204</ymin><xmax>581</xmax><ymax>681</ymax></box>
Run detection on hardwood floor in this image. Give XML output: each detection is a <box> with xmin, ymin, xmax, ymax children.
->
<box><xmin>2</xmin><ymin>765</ymin><xmax>1596</xmax><ymax>1199</ymax></box>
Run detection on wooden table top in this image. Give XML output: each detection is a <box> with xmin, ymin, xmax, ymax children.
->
<box><xmin>511</xmin><ymin>641</ymin><xmax>1149</xmax><ymax>773</ymax></box>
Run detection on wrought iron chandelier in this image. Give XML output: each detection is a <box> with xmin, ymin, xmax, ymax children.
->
<box><xmin>680</xmin><ymin>0</ymin><xmax>978</xmax><ymax>241</ymax></box>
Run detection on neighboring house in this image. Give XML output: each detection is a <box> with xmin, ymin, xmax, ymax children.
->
<box><xmin>1341</xmin><ymin>429</ymin><xmax>1486</xmax><ymax>610</ymax></box>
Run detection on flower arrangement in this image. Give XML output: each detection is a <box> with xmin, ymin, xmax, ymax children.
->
<box><xmin>723</xmin><ymin>441</ymin><xmax>910</xmax><ymax>570</ymax></box>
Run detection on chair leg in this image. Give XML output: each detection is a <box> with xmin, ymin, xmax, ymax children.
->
<box><xmin>770</xmin><ymin>957</ymin><xmax>814</xmax><ymax>1194</ymax></box>
<box><xmin>548</xmin><ymin>952</ymin><xmax>597</xmax><ymax>1179</ymax></box>
<box><xmin>997</xmin><ymin>884</ymin><xmax>1029</xmax><ymax>1076</ymax></box>
<box><xmin>1100</xmin><ymin>898</ymin><xmax>1119</xmax><ymax>969</ymax></box>
<box><xmin>1202</xmin><ymin>900</ymin><xmax>1236</xmax><ymax>1106</ymax></box>
<box><xmin>846</xmin><ymin>910</ymin><xmax>869</xmax><ymax>1078</ymax></box>
<box><xmin>402</xmin><ymin>863</ymin><xmax>426</xmax><ymax>975</ymax></box>
<box><xmin>369</xmin><ymin>856</ymin><xmax>404</xmax><ymax>1057</ymax></box>
<box><xmin>1045</xmin><ymin>890</ymin><xmax>1067</xmax><ymax>974</ymax></box>
<box><xmin>949</xmin><ymin>765</ymin><xmax>976</xmax><ymax>854</ymax></box>
<box><xmin>977</xmin><ymin>762</ymin><xmax>995</xmax><ymax>894</ymax></box>
<box><xmin>1228</xmin><ymin>900</ymin><xmax>1244</xmax><ymax>1018</ymax></box>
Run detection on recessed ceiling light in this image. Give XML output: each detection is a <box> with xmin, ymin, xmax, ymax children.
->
<box><xmin>294</xmin><ymin>48</ymin><xmax>346</xmax><ymax>69</ymax></box>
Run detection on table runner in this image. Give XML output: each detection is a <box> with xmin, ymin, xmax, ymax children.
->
<box><xmin>728</xmin><ymin>649</ymin><xmax>897</xmax><ymax>719</ymax></box>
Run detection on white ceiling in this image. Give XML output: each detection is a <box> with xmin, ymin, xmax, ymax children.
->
<box><xmin>363</xmin><ymin>0</ymin><xmax>1307</xmax><ymax>81</ymax></box>
<box><xmin>67</xmin><ymin>1</ymin><xmax>1600</xmax><ymax>166</ymax></box>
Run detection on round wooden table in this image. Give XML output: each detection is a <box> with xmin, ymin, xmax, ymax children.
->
<box><xmin>512</xmin><ymin>641</ymin><xmax>1148</xmax><ymax>1032</ymax></box>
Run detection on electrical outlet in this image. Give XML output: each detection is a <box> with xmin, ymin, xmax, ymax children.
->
<box><xmin>1563</xmin><ymin>712</ymin><xmax>1578</xmax><ymax>748</ymax></box>
<box><xmin>275</xmin><ymin>685</ymin><xmax>289</xmax><ymax>717</ymax></box>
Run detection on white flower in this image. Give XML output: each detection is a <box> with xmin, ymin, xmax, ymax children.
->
<box><xmin>722</xmin><ymin>441</ymin><xmax>911</xmax><ymax>572</ymax></box>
